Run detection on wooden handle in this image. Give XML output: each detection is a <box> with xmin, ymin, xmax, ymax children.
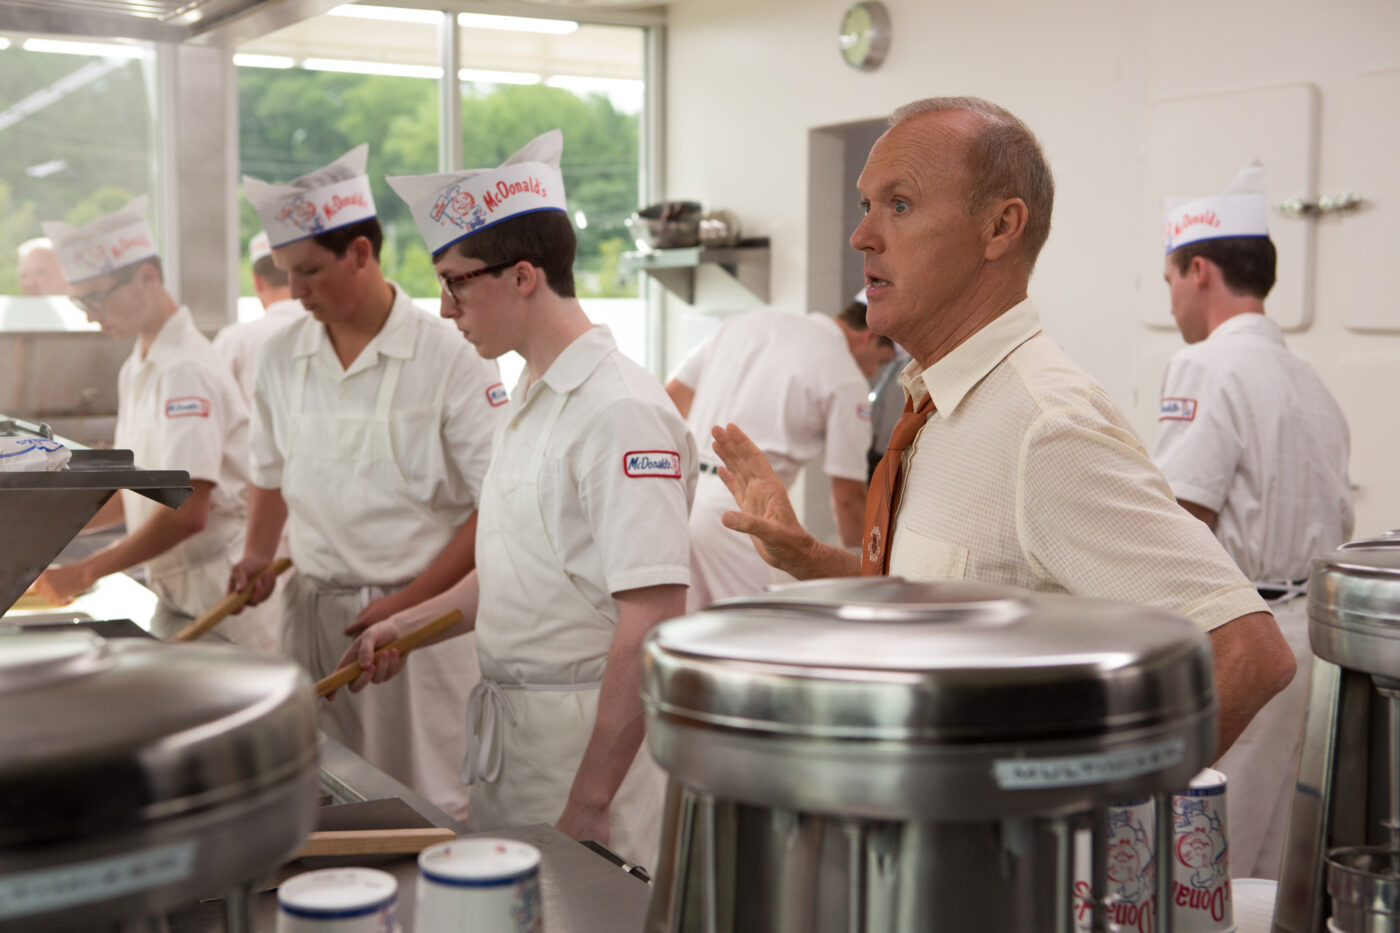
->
<box><xmin>314</xmin><ymin>609</ymin><xmax>463</xmax><ymax>699</ymax></box>
<box><xmin>169</xmin><ymin>557</ymin><xmax>292</xmax><ymax>643</ymax></box>
<box><xmin>290</xmin><ymin>828</ymin><xmax>456</xmax><ymax>859</ymax></box>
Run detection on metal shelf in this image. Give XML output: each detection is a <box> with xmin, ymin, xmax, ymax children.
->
<box><xmin>620</xmin><ymin>237</ymin><xmax>770</xmax><ymax>304</ymax></box>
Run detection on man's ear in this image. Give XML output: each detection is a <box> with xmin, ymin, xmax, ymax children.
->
<box><xmin>1187</xmin><ymin>255</ymin><xmax>1213</xmax><ymax>288</ymax></box>
<box><xmin>350</xmin><ymin>235</ymin><xmax>374</xmax><ymax>270</ymax></box>
<box><xmin>984</xmin><ymin>198</ymin><xmax>1029</xmax><ymax>261</ymax></box>
<box><xmin>513</xmin><ymin>260</ymin><xmax>542</xmax><ymax>297</ymax></box>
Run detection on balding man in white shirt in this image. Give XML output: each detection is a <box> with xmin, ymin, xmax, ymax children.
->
<box><xmin>1155</xmin><ymin>162</ymin><xmax>1353</xmax><ymax>878</ymax></box>
<box><xmin>711</xmin><ymin>96</ymin><xmax>1296</xmax><ymax>765</ymax></box>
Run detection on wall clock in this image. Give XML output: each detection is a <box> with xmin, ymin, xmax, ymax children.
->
<box><xmin>839</xmin><ymin>1</ymin><xmax>891</xmax><ymax>72</ymax></box>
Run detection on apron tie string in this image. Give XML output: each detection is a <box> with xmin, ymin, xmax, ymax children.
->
<box><xmin>462</xmin><ymin>679</ymin><xmax>517</xmax><ymax>785</ymax></box>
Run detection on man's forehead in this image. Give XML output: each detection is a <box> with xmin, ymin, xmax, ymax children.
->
<box><xmin>71</xmin><ymin>271</ymin><xmax>118</xmax><ymax>294</ymax></box>
<box><xmin>434</xmin><ymin>252</ymin><xmax>487</xmax><ymax>275</ymax></box>
<box><xmin>858</xmin><ymin>115</ymin><xmax>965</xmax><ymax>193</ymax></box>
<box><xmin>271</xmin><ymin>239</ymin><xmax>328</xmax><ymax>269</ymax></box>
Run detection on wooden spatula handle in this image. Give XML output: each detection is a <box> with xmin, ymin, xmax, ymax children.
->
<box><xmin>314</xmin><ymin>609</ymin><xmax>464</xmax><ymax>699</ymax></box>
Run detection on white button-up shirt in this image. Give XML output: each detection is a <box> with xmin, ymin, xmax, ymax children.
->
<box><xmin>212</xmin><ymin>296</ymin><xmax>303</xmax><ymax>406</ymax></box>
<box><xmin>891</xmin><ymin>299</ymin><xmax>1266</xmax><ymax>632</ymax></box>
<box><xmin>475</xmin><ymin>325</ymin><xmax>696</xmax><ymax>684</ymax></box>
<box><xmin>1154</xmin><ymin>313</ymin><xmax>1353</xmax><ymax>582</ymax></box>
<box><xmin>116</xmin><ymin>306</ymin><xmax>249</xmax><ymax>574</ymax></box>
<box><xmin>670</xmin><ymin>311</ymin><xmax>871</xmax><ymax>482</ymax></box>
<box><xmin>249</xmin><ymin>283</ymin><xmax>503</xmax><ymax>584</ymax></box>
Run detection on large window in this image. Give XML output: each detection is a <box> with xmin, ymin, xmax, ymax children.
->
<box><xmin>233</xmin><ymin>4</ymin><xmax>648</xmax><ymax>377</ymax></box>
<box><xmin>0</xmin><ymin>35</ymin><xmax>155</xmax><ymax>328</ymax></box>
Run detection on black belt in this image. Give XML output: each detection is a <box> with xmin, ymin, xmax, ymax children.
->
<box><xmin>1257</xmin><ymin>578</ymin><xmax>1308</xmax><ymax>601</ymax></box>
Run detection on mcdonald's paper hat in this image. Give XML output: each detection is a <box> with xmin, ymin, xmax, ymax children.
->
<box><xmin>248</xmin><ymin>230</ymin><xmax>272</xmax><ymax>264</ymax></box>
<box><xmin>242</xmin><ymin>144</ymin><xmax>377</xmax><ymax>248</ymax></box>
<box><xmin>1163</xmin><ymin>161</ymin><xmax>1270</xmax><ymax>254</ymax></box>
<box><xmin>386</xmin><ymin>129</ymin><xmax>566</xmax><ymax>255</ymax></box>
<box><xmin>42</xmin><ymin>195</ymin><xmax>158</xmax><ymax>284</ymax></box>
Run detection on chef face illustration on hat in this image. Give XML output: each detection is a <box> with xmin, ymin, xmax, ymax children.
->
<box><xmin>242</xmin><ymin>144</ymin><xmax>378</xmax><ymax>248</ymax></box>
<box><xmin>1163</xmin><ymin>161</ymin><xmax>1270</xmax><ymax>254</ymax></box>
<box><xmin>385</xmin><ymin>129</ymin><xmax>567</xmax><ymax>255</ymax></box>
<box><xmin>41</xmin><ymin>195</ymin><xmax>158</xmax><ymax>284</ymax></box>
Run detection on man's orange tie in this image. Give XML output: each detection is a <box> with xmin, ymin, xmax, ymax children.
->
<box><xmin>861</xmin><ymin>394</ymin><xmax>934</xmax><ymax>576</ymax></box>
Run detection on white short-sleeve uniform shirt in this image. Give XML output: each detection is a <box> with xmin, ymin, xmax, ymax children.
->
<box><xmin>248</xmin><ymin>283</ymin><xmax>504</xmax><ymax>585</ymax></box>
<box><xmin>116</xmin><ymin>306</ymin><xmax>251</xmax><ymax>613</ymax></box>
<box><xmin>670</xmin><ymin>311</ymin><xmax>871</xmax><ymax>610</ymax></box>
<box><xmin>670</xmin><ymin>310</ymin><xmax>871</xmax><ymax>482</ymax></box>
<box><xmin>475</xmin><ymin>324</ymin><xmax>696</xmax><ymax>684</ymax></box>
<box><xmin>212</xmin><ymin>296</ymin><xmax>303</xmax><ymax>406</ymax></box>
<box><xmin>1153</xmin><ymin>313</ymin><xmax>1353</xmax><ymax>583</ymax></box>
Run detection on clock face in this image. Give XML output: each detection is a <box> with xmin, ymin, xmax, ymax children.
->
<box><xmin>839</xmin><ymin>1</ymin><xmax>891</xmax><ymax>71</ymax></box>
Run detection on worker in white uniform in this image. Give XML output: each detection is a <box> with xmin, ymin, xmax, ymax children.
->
<box><xmin>336</xmin><ymin>130</ymin><xmax>695</xmax><ymax>869</ymax></box>
<box><xmin>213</xmin><ymin>231</ymin><xmax>304</xmax><ymax>405</ymax></box>
<box><xmin>232</xmin><ymin>146</ymin><xmax>505</xmax><ymax>821</ymax></box>
<box><xmin>1155</xmin><ymin>161</ymin><xmax>1353</xmax><ymax>879</ymax></box>
<box><xmin>32</xmin><ymin>197</ymin><xmax>277</xmax><ymax>652</ymax></box>
<box><xmin>665</xmin><ymin>299</ymin><xmax>891</xmax><ymax>611</ymax></box>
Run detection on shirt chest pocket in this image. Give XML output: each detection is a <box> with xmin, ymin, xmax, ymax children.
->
<box><xmin>888</xmin><ymin>527</ymin><xmax>969</xmax><ymax>581</ymax></box>
<box><xmin>387</xmin><ymin>406</ymin><xmax>440</xmax><ymax>492</ymax></box>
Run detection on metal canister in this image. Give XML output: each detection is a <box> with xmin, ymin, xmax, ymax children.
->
<box><xmin>0</xmin><ymin>631</ymin><xmax>319</xmax><ymax>930</ymax></box>
<box><xmin>641</xmin><ymin>578</ymin><xmax>1216</xmax><ymax>932</ymax></box>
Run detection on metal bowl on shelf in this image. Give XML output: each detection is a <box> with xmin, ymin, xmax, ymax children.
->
<box><xmin>625</xmin><ymin>200</ymin><xmax>702</xmax><ymax>250</ymax></box>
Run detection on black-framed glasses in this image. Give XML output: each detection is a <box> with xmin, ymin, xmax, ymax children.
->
<box><xmin>72</xmin><ymin>269</ymin><xmax>137</xmax><ymax>315</ymax></box>
<box><xmin>437</xmin><ymin>258</ymin><xmax>533</xmax><ymax>305</ymax></box>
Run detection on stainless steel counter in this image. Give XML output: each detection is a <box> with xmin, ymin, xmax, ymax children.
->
<box><xmin>168</xmin><ymin>823</ymin><xmax>651</xmax><ymax>932</ymax></box>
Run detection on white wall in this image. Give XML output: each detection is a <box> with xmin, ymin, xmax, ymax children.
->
<box><xmin>662</xmin><ymin>0</ymin><xmax>1400</xmax><ymax>537</ymax></box>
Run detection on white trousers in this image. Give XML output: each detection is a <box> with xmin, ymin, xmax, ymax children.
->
<box><xmin>1213</xmin><ymin>597</ymin><xmax>1310</xmax><ymax>880</ymax></box>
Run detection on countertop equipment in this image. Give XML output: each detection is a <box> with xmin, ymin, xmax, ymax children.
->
<box><xmin>0</xmin><ymin>415</ymin><xmax>191</xmax><ymax>616</ymax></box>
<box><xmin>1274</xmin><ymin>533</ymin><xmax>1400</xmax><ymax>932</ymax></box>
<box><xmin>641</xmin><ymin>578</ymin><xmax>1218</xmax><ymax>932</ymax></box>
<box><xmin>0</xmin><ymin>415</ymin><xmax>323</xmax><ymax>932</ymax></box>
<box><xmin>0</xmin><ymin>631</ymin><xmax>320</xmax><ymax>932</ymax></box>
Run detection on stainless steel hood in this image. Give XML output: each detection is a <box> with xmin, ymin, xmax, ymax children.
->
<box><xmin>0</xmin><ymin>0</ymin><xmax>672</xmax><ymax>45</ymax></box>
<box><xmin>0</xmin><ymin>0</ymin><xmax>345</xmax><ymax>46</ymax></box>
<box><xmin>0</xmin><ymin>416</ymin><xmax>191</xmax><ymax>616</ymax></box>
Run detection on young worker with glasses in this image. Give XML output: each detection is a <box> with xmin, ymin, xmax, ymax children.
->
<box><xmin>34</xmin><ymin>197</ymin><xmax>277</xmax><ymax>653</ymax></box>
<box><xmin>335</xmin><ymin>131</ymin><xmax>696</xmax><ymax>870</ymax></box>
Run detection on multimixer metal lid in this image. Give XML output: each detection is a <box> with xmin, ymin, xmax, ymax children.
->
<box><xmin>1309</xmin><ymin>533</ymin><xmax>1400</xmax><ymax>674</ymax></box>
<box><xmin>0</xmin><ymin>630</ymin><xmax>319</xmax><ymax>850</ymax></box>
<box><xmin>642</xmin><ymin>578</ymin><xmax>1216</xmax><ymax>819</ymax></box>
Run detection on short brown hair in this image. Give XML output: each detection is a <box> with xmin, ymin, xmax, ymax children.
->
<box><xmin>313</xmin><ymin>217</ymin><xmax>384</xmax><ymax>262</ymax></box>
<box><xmin>891</xmin><ymin>96</ymin><xmax>1056</xmax><ymax>268</ymax></box>
<box><xmin>433</xmin><ymin>210</ymin><xmax>576</xmax><ymax>298</ymax></box>
<box><xmin>1169</xmin><ymin>237</ymin><xmax>1276</xmax><ymax>299</ymax></box>
<box><xmin>837</xmin><ymin>300</ymin><xmax>894</xmax><ymax>349</ymax></box>
<box><xmin>252</xmin><ymin>255</ymin><xmax>288</xmax><ymax>286</ymax></box>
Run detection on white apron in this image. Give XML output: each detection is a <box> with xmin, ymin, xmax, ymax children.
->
<box><xmin>467</xmin><ymin>389</ymin><xmax>666</xmax><ymax>869</ymax></box>
<box><xmin>1212</xmin><ymin>589</ymin><xmax>1311</xmax><ymax>880</ymax></box>
<box><xmin>279</xmin><ymin>353</ymin><xmax>477</xmax><ymax>821</ymax></box>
